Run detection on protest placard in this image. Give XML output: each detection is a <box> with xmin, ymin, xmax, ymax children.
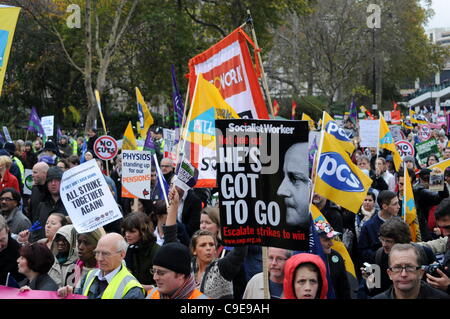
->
<box><xmin>23</xmin><ymin>169</ymin><xmax>32</xmax><ymax>195</ymax></box>
<box><xmin>41</xmin><ymin>115</ymin><xmax>54</xmax><ymax>137</ymax></box>
<box><xmin>121</xmin><ymin>150</ymin><xmax>152</xmax><ymax>199</ymax></box>
<box><xmin>389</xmin><ymin>125</ymin><xmax>406</xmax><ymax>143</ymax></box>
<box><xmin>2</xmin><ymin>126</ymin><xmax>12</xmax><ymax>142</ymax></box>
<box><xmin>60</xmin><ymin>159</ymin><xmax>122</xmax><ymax>233</ymax></box>
<box><xmin>163</xmin><ymin>128</ymin><xmax>177</xmax><ymax>161</ymax></box>
<box><xmin>395</xmin><ymin>140</ymin><xmax>415</xmax><ymax>159</ymax></box>
<box><xmin>215</xmin><ymin>119</ymin><xmax>309</xmax><ymax>251</ymax></box>
<box><xmin>173</xmin><ymin>158</ymin><xmax>198</xmax><ymax>193</ymax></box>
<box><xmin>359</xmin><ymin>120</ymin><xmax>380</xmax><ymax>147</ymax></box>
<box><xmin>415</xmin><ymin>138</ymin><xmax>440</xmax><ymax>165</ymax></box>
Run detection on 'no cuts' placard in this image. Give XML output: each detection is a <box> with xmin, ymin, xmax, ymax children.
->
<box><xmin>61</xmin><ymin>159</ymin><xmax>122</xmax><ymax>233</ymax></box>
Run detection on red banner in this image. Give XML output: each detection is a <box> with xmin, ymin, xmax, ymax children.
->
<box><xmin>0</xmin><ymin>286</ymin><xmax>86</xmax><ymax>299</ymax></box>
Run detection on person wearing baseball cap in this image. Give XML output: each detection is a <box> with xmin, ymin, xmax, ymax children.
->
<box><xmin>145</xmin><ymin>242</ymin><xmax>208</xmax><ymax>299</ymax></box>
<box><xmin>315</xmin><ymin>219</ymin><xmax>352</xmax><ymax>299</ymax></box>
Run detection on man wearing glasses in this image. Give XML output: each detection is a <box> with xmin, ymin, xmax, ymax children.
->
<box><xmin>146</xmin><ymin>242</ymin><xmax>208</xmax><ymax>299</ymax></box>
<box><xmin>58</xmin><ymin>232</ymin><xmax>145</xmax><ymax>299</ymax></box>
<box><xmin>373</xmin><ymin>243</ymin><xmax>449</xmax><ymax>299</ymax></box>
<box><xmin>0</xmin><ymin>187</ymin><xmax>30</xmax><ymax>235</ymax></box>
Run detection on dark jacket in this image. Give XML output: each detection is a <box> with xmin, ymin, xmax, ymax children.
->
<box><xmin>327</xmin><ymin>249</ymin><xmax>351</xmax><ymax>299</ymax></box>
<box><xmin>30</xmin><ymin>195</ymin><xmax>67</xmax><ymax>242</ymax></box>
<box><xmin>0</xmin><ymin>233</ymin><xmax>25</xmax><ymax>285</ymax></box>
<box><xmin>21</xmin><ymin>151</ymin><xmax>38</xmax><ymax>170</ymax></box>
<box><xmin>320</xmin><ymin>200</ymin><xmax>344</xmax><ymax>234</ymax></box>
<box><xmin>413</xmin><ymin>183</ymin><xmax>449</xmax><ymax>241</ymax></box>
<box><xmin>372</xmin><ymin>281</ymin><xmax>450</xmax><ymax>299</ymax></box>
<box><xmin>357</xmin><ymin>213</ymin><xmax>385</xmax><ymax>264</ymax></box>
<box><xmin>27</xmin><ymin>184</ymin><xmax>47</xmax><ymax>223</ymax></box>
<box><xmin>124</xmin><ymin>239</ymin><xmax>160</xmax><ymax>285</ymax></box>
<box><xmin>180</xmin><ymin>190</ymin><xmax>202</xmax><ymax>238</ymax></box>
<box><xmin>18</xmin><ymin>273</ymin><xmax>59</xmax><ymax>291</ymax></box>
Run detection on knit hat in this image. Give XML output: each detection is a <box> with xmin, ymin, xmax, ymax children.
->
<box><xmin>4</xmin><ymin>142</ymin><xmax>16</xmax><ymax>155</ymax></box>
<box><xmin>46</xmin><ymin>166</ymin><xmax>63</xmax><ymax>182</ymax></box>
<box><xmin>152</xmin><ymin>242</ymin><xmax>192</xmax><ymax>275</ymax></box>
<box><xmin>403</xmin><ymin>156</ymin><xmax>415</xmax><ymax>163</ymax></box>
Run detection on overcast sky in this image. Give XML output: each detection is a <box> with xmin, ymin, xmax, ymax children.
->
<box><xmin>422</xmin><ymin>0</ymin><xmax>450</xmax><ymax>29</ymax></box>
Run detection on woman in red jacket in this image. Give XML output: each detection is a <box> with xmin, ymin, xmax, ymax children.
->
<box><xmin>0</xmin><ymin>155</ymin><xmax>19</xmax><ymax>193</ymax></box>
<box><xmin>283</xmin><ymin>253</ymin><xmax>328</xmax><ymax>299</ymax></box>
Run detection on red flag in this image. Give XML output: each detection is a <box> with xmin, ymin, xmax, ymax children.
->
<box><xmin>291</xmin><ymin>100</ymin><xmax>297</xmax><ymax>120</ymax></box>
<box><xmin>273</xmin><ymin>99</ymin><xmax>280</xmax><ymax>117</ymax></box>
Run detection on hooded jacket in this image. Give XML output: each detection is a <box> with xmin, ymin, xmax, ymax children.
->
<box><xmin>283</xmin><ymin>253</ymin><xmax>328</xmax><ymax>299</ymax></box>
<box><xmin>48</xmin><ymin>224</ymin><xmax>78</xmax><ymax>287</ymax></box>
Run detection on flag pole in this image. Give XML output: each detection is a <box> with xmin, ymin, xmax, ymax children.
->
<box><xmin>153</xmin><ymin>154</ymin><xmax>169</xmax><ymax>207</ymax></box>
<box><xmin>245</xmin><ymin>10</ymin><xmax>274</xmax><ymax>117</ymax></box>
<box><xmin>175</xmin><ymin>81</ymin><xmax>190</xmax><ymax>164</ymax></box>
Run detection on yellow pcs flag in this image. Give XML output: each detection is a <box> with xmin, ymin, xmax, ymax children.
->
<box><xmin>409</xmin><ymin>109</ymin><xmax>427</xmax><ymax>125</ymax></box>
<box><xmin>322</xmin><ymin>111</ymin><xmax>355</xmax><ymax>154</ymax></box>
<box><xmin>136</xmin><ymin>87</ymin><xmax>154</xmax><ymax>139</ymax></box>
<box><xmin>378</xmin><ymin>115</ymin><xmax>402</xmax><ymax>171</ymax></box>
<box><xmin>428</xmin><ymin>158</ymin><xmax>450</xmax><ymax>172</ymax></box>
<box><xmin>122</xmin><ymin>121</ymin><xmax>138</xmax><ymax>150</ymax></box>
<box><xmin>403</xmin><ymin>167</ymin><xmax>421</xmax><ymax>242</ymax></box>
<box><xmin>310</xmin><ymin>204</ymin><xmax>356</xmax><ymax>278</ymax></box>
<box><xmin>314</xmin><ymin>132</ymin><xmax>372</xmax><ymax>213</ymax></box>
<box><xmin>0</xmin><ymin>5</ymin><xmax>21</xmax><ymax>95</ymax></box>
<box><xmin>302</xmin><ymin>113</ymin><xmax>316</xmax><ymax>131</ymax></box>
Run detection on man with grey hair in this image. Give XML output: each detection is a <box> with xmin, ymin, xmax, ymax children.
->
<box><xmin>243</xmin><ymin>247</ymin><xmax>292</xmax><ymax>299</ymax></box>
<box><xmin>372</xmin><ymin>243</ymin><xmax>449</xmax><ymax>299</ymax></box>
<box><xmin>58</xmin><ymin>232</ymin><xmax>145</xmax><ymax>299</ymax></box>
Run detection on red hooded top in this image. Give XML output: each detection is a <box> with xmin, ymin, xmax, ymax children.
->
<box><xmin>283</xmin><ymin>253</ymin><xmax>328</xmax><ymax>299</ymax></box>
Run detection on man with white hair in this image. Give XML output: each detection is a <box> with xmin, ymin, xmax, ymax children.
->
<box><xmin>58</xmin><ymin>232</ymin><xmax>145</xmax><ymax>299</ymax></box>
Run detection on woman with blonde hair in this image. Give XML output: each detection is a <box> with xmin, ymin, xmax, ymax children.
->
<box><xmin>0</xmin><ymin>155</ymin><xmax>19</xmax><ymax>193</ymax></box>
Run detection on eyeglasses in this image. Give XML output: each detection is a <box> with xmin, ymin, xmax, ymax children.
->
<box><xmin>160</xmin><ymin>165</ymin><xmax>172</xmax><ymax>168</ymax></box>
<box><xmin>150</xmin><ymin>268</ymin><xmax>172</xmax><ymax>276</ymax></box>
<box><xmin>94</xmin><ymin>250</ymin><xmax>120</xmax><ymax>258</ymax></box>
<box><xmin>378</xmin><ymin>237</ymin><xmax>396</xmax><ymax>245</ymax></box>
<box><xmin>388</xmin><ymin>265</ymin><xmax>422</xmax><ymax>273</ymax></box>
<box><xmin>268</xmin><ymin>256</ymin><xmax>288</xmax><ymax>263</ymax></box>
<box><xmin>0</xmin><ymin>198</ymin><xmax>14</xmax><ymax>202</ymax></box>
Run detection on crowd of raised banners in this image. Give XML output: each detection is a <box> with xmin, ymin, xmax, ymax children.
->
<box><xmin>1</xmin><ymin>5</ymin><xmax>449</xmax><ymax>301</ymax></box>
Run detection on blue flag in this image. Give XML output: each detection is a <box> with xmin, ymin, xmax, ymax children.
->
<box><xmin>80</xmin><ymin>140</ymin><xmax>88</xmax><ymax>163</ymax></box>
<box><xmin>171</xmin><ymin>64</ymin><xmax>184</xmax><ymax>144</ymax></box>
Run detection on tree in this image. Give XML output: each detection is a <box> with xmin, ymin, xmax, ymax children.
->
<box><xmin>12</xmin><ymin>0</ymin><xmax>139</xmax><ymax>133</ymax></box>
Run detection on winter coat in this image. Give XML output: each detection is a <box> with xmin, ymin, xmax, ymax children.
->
<box><xmin>372</xmin><ymin>281</ymin><xmax>450</xmax><ymax>299</ymax></box>
<box><xmin>283</xmin><ymin>253</ymin><xmax>328</xmax><ymax>299</ymax></box>
<box><xmin>48</xmin><ymin>225</ymin><xmax>78</xmax><ymax>287</ymax></box>
<box><xmin>413</xmin><ymin>183</ymin><xmax>449</xmax><ymax>241</ymax></box>
<box><xmin>18</xmin><ymin>273</ymin><xmax>58</xmax><ymax>291</ymax></box>
<box><xmin>357</xmin><ymin>213</ymin><xmax>385</xmax><ymax>264</ymax></box>
<box><xmin>124</xmin><ymin>239</ymin><xmax>159</xmax><ymax>285</ymax></box>
<box><xmin>326</xmin><ymin>250</ymin><xmax>351</xmax><ymax>299</ymax></box>
<box><xmin>3</xmin><ymin>207</ymin><xmax>31</xmax><ymax>235</ymax></box>
<box><xmin>30</xmin><ymin>194</ymin><xmax>67</xmax><ymax>243</ymax></box>
<box><xmin>0</xmin><ymin>169</ymin><xmax>19</xmax><ymax>194</ymax></box>
<box><xmin>0</xmin><ymin>233</ymin><xmax>25</xmax><ymax>285</ymax></box>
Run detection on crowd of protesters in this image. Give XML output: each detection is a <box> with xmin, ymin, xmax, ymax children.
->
<box><xmin>0</xmin><ymin>115</ymin><xmax>449</xmax><ymax>300</ymax></box>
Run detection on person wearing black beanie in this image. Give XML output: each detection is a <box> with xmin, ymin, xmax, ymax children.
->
<box><xmin>146</xmin><ymin>242</ymin><xmax>208</xmax><ymax>299</ymax></box>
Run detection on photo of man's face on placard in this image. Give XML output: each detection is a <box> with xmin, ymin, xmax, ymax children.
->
<box><xmin>277</xmin><ymin>142</ymin><xmax>310</xmax><ymax>228</ymax></box>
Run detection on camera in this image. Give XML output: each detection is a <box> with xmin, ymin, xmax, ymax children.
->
<box><xmin>423</xmin><ymin>263</ymin><xmax>444</xmax><ymax>277</ymax></box>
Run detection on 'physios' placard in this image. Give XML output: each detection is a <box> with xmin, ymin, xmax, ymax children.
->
<box><xmin>61</xmin><ymin>160</ymin><xmax>122</xmax><ymax>233</ymax></box>
<box><xmin>216</xmin><ymin>119</ymin><xmax>309</xmax><ymax>251</ymax></box>
<box><xmin>121</xmin><ymin>150</ymin><xmax>152</xmax><ymax>199</ymax></box>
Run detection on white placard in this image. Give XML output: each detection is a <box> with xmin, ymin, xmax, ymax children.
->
<box><xmin>41</xmin><ymin>115</ymin><xmax>54</xmax><ymax>137</ymax></box>
<box><xmin>383</xmin><ymin>111</ymin><xmax>391</xmax><ymax>122</ymax></box>
<box><xmin>23</xmin><ymin>169</ymin><xmax>33</xmax><ymax>195</ymax></box>
<box><xmin>359</xmin><ymin>120</ymin><xmax>380</xmax><ymax>147</ymax></box>
<box><xmin>60</xmin><ymin>159</ymin><xmax>122</xmax><ymax>233</ymax></box>
<box><xmin>121</xmin><ymin>150</ymin><xmax>152</xmax><ymax>199</ymax></box>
